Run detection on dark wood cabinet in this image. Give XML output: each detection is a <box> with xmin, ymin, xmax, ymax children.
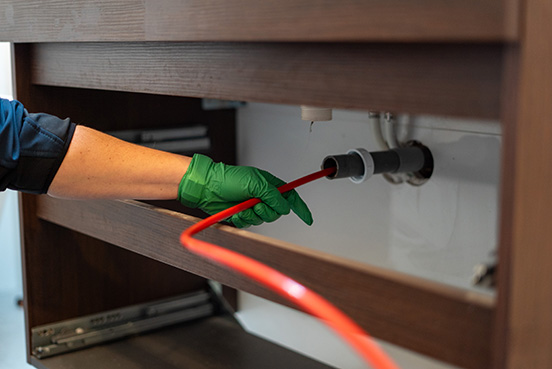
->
<box><xmin>2</xmin><ymin>1</ymin><xmax>551</xmax><ymax>368</ymax></box>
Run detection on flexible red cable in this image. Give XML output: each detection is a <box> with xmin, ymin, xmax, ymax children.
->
<box><xmin>180</xmin><ymin>167</ymin><xmax>400</xmax><ymax>369</ymax></box>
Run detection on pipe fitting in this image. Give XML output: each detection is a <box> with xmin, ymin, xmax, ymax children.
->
<box><xmin>347</xmin><ymin>149</ymin><xmax>374</xmax><ymax>183</ymax></box>
<box><xmin>322</xmin><ymin>148</ymin><xmax>373</xmax><ymax>183</ymax></box>
<box><xmin>322</xmin><ymin>142</ymin><xmax>433</xmax><ymax>184</ymax></box>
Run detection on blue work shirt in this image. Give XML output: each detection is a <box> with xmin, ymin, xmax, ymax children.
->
<box><xmin>0</xmin><ymin>98</ymin><xmax>76</xmax><ymax>194</ymax></box>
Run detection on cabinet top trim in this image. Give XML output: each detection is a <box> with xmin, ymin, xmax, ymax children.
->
<box><xmin>0</xmin><ymin>0</ymin><xmax>518</xmax><ymax>43</ymax></box>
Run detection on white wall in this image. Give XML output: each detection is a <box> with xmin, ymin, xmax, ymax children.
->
<box><xmin>235</xmin><ymin>103</ymin><xmax>500</xmax><ymax>368</ymax></box>
<box><xmin>0</xmin><ymin>42</ymin><xmax>21</xmax><ymax>294</ymax></box>
<box><xmin>0</xmin><ymin>43</ymin><xmax>12</xmax><ymax>98</ymax></box>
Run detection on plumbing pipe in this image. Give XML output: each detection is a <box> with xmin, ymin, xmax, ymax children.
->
<box><xmin>181</xmin><ymin>167</ymin><xmax>400</xmax><ymax>369</ymax></box>
<box><xmin>321</xmin><ymin>148</ymin><xmax>374</xmax><ymax>183</ymax></box>
<box><xmin>383</xmin><ymin>113</ymin><xmax>399</xmax><ymax>149</ymax></box>
<box><xmin>322</xmin><ymin>144</ymin><xmax>433</xmax><ymax>183</ymax></box>
<box><xmin>369</xmin><ymin>112</ymin><xmax>389</xmax><ymax>151</ymax></box>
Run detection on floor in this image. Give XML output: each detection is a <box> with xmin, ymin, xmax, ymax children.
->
<box><xmin>0</xmin><ymin>291</ymin><xmax>34</xmax><ymax>369</ymax></box>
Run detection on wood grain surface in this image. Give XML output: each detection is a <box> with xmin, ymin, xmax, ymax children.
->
<box><xmin>36</xmin><ymin>196</ymin><xmax>494</xmax><ymax>369</ymax></box>
<box><xmin>494</xmin><ymin>1</ymin><xmax>552</xmax><ymax>368</ymax></box>
<box><xmin>30</xmin><ymin>42</ymin><xmax>503</xmax><ymax>119</ymax></box>
<box><xmin>0</xmin><ymin>0</ymin><xmax>516</xmax><ymax>43</ymax></box>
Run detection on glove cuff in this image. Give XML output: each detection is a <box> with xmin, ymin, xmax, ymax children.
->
<box><xmin>177</xmin><ymin>154</ymin><xmax>214</xmax><ymax>208</ymax></box>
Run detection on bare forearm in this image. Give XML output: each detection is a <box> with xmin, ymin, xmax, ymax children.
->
<box><xmin>48</xmin><ymin>126</ymin><xmax>191</xmax><ymax>199</ymax></box>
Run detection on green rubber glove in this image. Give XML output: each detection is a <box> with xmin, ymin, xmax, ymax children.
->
<box><xmin>178</xmin><ymin>154</ymin><xmax>313</xmax><ymax>228</ymax></box>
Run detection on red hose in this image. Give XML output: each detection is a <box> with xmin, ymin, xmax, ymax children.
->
<box><xmin>180</xmin><ymin>167</ymin><xmax>400</xmax><ymax>369</ymax></box>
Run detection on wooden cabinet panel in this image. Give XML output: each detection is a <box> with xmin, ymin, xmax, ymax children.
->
<box><xmin>0</xmin><ymin>0</ymin><xmax>517</xmax><ymax>43</ymax></box>
<box><xmin>31</xmin><ymin>42</ymin><xmax>503</xmax><ymax>119</ymax></box>
<box><xmin>494</xmin><ymin>1</ymin><xmax>552</xmax><ymax>368</ymax></box>
<box><xmin>36</xmin><ymin>196</ymin><xmax>494</xmax><ymax>369</ymax></box>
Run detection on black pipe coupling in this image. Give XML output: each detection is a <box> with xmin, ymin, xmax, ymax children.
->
<box><xmin>322</xmin><ymin>141</ymin><xmax>433</xmax><ymax>184</ymax></box>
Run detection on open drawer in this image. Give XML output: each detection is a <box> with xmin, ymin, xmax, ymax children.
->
<box><xmin>32</xmin><ymin>196</ymin><xmax>494</xmax><ymax>368</ymax></box>
<box><xmin>28</xmin><ymin>289</ymin><xmax>332</xmax><ymax>369</ymax></box>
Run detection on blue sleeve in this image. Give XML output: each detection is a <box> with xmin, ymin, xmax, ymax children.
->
<box><xmin>0</xmin><ymin>98</ymin><xmax>76</xmax><ymax>194</ymax></box>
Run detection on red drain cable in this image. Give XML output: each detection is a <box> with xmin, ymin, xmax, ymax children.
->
<box><xmin>180</xmin><ymin>167</ymin><xmax>400</xmax><ymax>369</ymax></box>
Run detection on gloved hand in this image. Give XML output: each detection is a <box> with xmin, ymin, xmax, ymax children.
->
<box><xmin>178</xmin><ymin>154</ymin><xmax>313</xmax><ymax>228</ymax></box>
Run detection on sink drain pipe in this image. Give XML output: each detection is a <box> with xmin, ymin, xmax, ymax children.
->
<box><xmin>322</xmin><ymin>143</ymin><xmax>433</xmax><ymax>184</ymax></box>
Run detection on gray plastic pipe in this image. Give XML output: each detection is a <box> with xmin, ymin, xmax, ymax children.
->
<box><xmin>322</xmin><ymin>145</ymin><xmax>433</xmax><ymax>183</ymax></box>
